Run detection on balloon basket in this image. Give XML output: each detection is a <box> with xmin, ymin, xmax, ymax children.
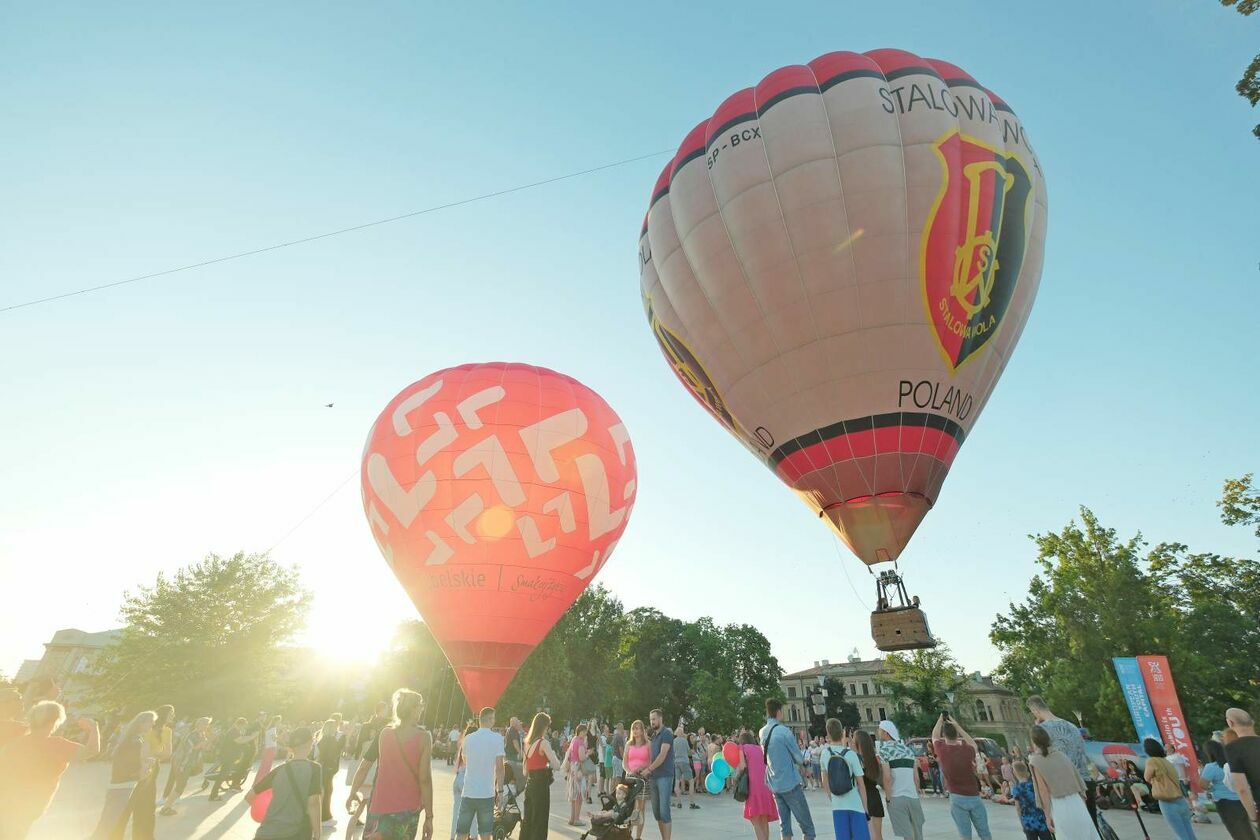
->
<box><xmin>871</xmin><ymin>570</ymin><xmax>936</xmax><ymax>652</ymax></box>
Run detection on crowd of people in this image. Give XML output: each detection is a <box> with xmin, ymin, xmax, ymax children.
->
<box><xmin>0</xmin><ymin>674</ymin><xmax>1257</xmax><ymax>840</ymax></box>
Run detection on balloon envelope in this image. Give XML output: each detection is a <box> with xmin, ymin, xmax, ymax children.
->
<box><xmin>711</xmin><ymin>757</ymin><xmax>732</xmax><ymax>780</ymax></box>
<box><xmin>705</xmin><ymin>772</ymin><xmax>725</xmax><ymax>794</ymax></box>
<box><xmin>250</xmin><ymin>789</ymin><xmax>272</xmax><ymax>823</ymax></box>
<box><xmin>361</xmin><ymin>362</ymin><xmax>637</xmax><ymax>711</ymax></box>
<box><xmin>639</xmin><ymin>49</ymin><xmax>1046</xmax><ymax>566</ymax></box>
<box><xmin>722</xmin><ymin>741</ymin><xmax>740</xmax><ymax>767</ymax></box>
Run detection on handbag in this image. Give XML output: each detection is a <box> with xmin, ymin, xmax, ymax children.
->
<box><xmin>1149</xmin><ymin>758</ymin><xmax>1182</xmax><ymax>802</ymax></box>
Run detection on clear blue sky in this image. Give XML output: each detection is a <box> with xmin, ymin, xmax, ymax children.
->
<box><xmin>2</xmin><ymin>1</ymin><xmax>1257</xmax><ymax>680</ymax></box>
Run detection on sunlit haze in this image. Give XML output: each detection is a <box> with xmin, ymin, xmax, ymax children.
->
<box><xmin>2</xmin><ymin>1</ymin><xmax>1257</xmax><ymax>683</ymax></box>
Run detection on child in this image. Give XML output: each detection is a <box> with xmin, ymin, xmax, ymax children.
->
<box><xmin>1010</xmin><ymin>761</ymin><xmax>1050</xmax><ymax>840</ymax></box>
<box><xmin>245</xmin><ymin>726</ymin><xmax>322</xmax><ymax>840</ymax></box>
<box><xmin>588</xmin><ymin>783</ymin><xmax>635</xmax><ymax>825</ymax></box>
<box><xmin>818</xmin><ymin>721</ymin><xmax>870</xmax><ymax>840</ymax></box>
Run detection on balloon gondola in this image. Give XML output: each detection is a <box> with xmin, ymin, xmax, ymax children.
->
<box><xmin>638</xmin><ymin>49</ymin><xmax>1046</xmax><ymax>651</ymax></box>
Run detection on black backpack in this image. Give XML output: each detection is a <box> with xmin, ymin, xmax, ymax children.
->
<box><xmin>824</xmin><ymin>746</ymin><xmax>856</xmax><ymax>797</ymax></box>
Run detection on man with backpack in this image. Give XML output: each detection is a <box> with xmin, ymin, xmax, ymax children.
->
<box><xmin>818</xmin><ymin>720</ymin><xmax>870</xmax><ymax>840</ymax></box>
<box><xmin>759</xmin><ymin>698</ymin><xmax>817</xmax><ymax>840</ymax></box>
<box><xmin>246</xmin><ymin>725</ymin><xmax>322</xmax><ymax>840</ymax></box>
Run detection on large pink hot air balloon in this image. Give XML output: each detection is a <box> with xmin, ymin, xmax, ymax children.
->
<box><xmin>639</xmin><ymin>49</ymin><xmax>1046</xmax><ymax>650</ymax></box>
<box><xmin>361</xmin><ymin>363</ymin><xmax>636</xmax><ymax>709</ymax></box>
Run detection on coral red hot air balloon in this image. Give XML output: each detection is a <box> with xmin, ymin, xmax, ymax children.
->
<box><xmin>361</xmin><ymin>363</ymin><xmax>636</xmax><ymax>711</ymax></box>
<box><xmin>639</xmin><ymin>49</ymin><xmax>1046</xmax><ymax>651</ymax></box>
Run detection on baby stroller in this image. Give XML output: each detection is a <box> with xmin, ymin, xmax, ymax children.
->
<box><xmin>492</xmin><ymin>780</ymin><xmax>522</xmax><ymax>840</ymax></box>
<box><xmin>580</xmin><ymin>775</ymin><xmax>644</xmax><ymax>840</ymax></box>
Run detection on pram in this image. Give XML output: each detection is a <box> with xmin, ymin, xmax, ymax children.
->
<box><xmin>580</xmin><ymin>775</ymin><xmax>645</xmax><ymax>840</ymax></box>
<box><xmin>492</xmin><ymin>767</ymin><xmax>523</xmax><ymax>840</ymax></box>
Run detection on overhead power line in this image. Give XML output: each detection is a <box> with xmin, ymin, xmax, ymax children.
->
<box><xmin>1</xmin><ymin>148</ymin><xmax>673</xmax><ymax>314</ymax></box>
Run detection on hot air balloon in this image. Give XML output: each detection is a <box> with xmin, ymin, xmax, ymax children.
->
<box><xmin>638</xmin><ymin>49</ymin><xmax>1046</xmax><ymax>651</ymax></box>
<box><xmin>361</xmin><ymin>362</ymin><xmax>637</xmax><ymax>710</ymax></box>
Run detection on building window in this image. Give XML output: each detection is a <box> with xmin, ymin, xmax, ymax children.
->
<box><xmin>976</xmin><ymin>701</ymin><xmax>988</xmax><ymax>722</ymax></box>
<box><xmin>849</xmin><ymin>684</ymin><xmax>856</xmax><ymax>696</ymax></box>
<box><xmin>790</xmin><ymin>705</ymin><xmax>799</xmax><ymax>722</ymax></box>
<box><xmin>878</xmin><ymin>707</ymin><xmax>887</xmax><ymax>721</ymax></box>
<box><xmin>865</xmin><ymin>707</ymin><xmax>873</xmax><ymax>722</ymax></box>
<box><xmin>863</xmin><ymin>683</ymin><xmax>870</xmax><ymax>695</ymax></box>
<box><xmin>787</xmin><ymin>687</ymin><xmax>796</xmax><ymax>698</ymax></box>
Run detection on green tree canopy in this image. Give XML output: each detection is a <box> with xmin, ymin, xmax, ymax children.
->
<box><xmin>87</xmin><ymin>551</ymin><xmax>310</xmax><ymax>718</ymax></box>
<box><xmin>1220</xmin><ymin>0</ymin><xmax>1260</xmax><ymax>139</ymax></box>
<box><xmin>877</xmin><ymin>645</ymin><xmax>969</xmax><ymax>738</ymax></box>
<box><xmin>1219</xmin><ymin>473</ymin><xmax>1260</xmax><ymax>538</ymax></box>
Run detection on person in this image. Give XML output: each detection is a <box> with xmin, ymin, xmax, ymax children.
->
<box><xmin>132</xmin><ymin>703</ymin><xmax>173</xmax><ymax>830</ymax></box>
<box><xmin>232</xmin><ymin>711</ymin><xmax>268</xmax><ymax>790</ymax></box>
<box><xmin>853</xmin><ymin>730</ymin><xmax>885</xmax><ymax>840</ymax></box>
<box><xmin>818</xmin><ymin>720</ymin><xmax>869</xmax><ymax>840</ymax></box>
<box><xmin>1226</xmin><ymin>708</ymin><xmax>1260</xmax><ymax>824</ymax></box>
<box><xmin>690</xmin><ymin>734</ymin><xmax>705</xmax><ymax>798</ymax></box>
<box><xmin>1027</xmin><ymin>695</ymin><xmax>1096</xmax><ymax>826</ymax></box>
<box><xmin>0</xmin><ymin>700</ymin><xmax>99</xmax><ymax>839</ymax></box>
<box><xmin>589</xmin><ymin>781</ymin><xmax>636</xmax><ymax>825</ymax></box>
<box><xmin>91</xmin><ymin>709</ymin><xmax>158</xmax><ymax>840</ymax></box>
<box><xmin>876</xmin><ymin>720</ymin><xmax>925</xmax><ymax>840</ymax></box>
<box><xmin>760</xmin><ymin>698</ymin><xmax>816</xmax><ymax>840</ymax></box>
<box><xmin>625</xmin><ymin>720</ymin><xmax>652</xmax><ymax>840</ymax></box>
<box><xmin>1144</xmin><ymin>737</ymin><xmax>1198</xmax><ymax>840</ymax></box>
<box><xmin>1203</xmin><ymin>739</ymin><xmax>1257</xmax><ymax>840</ymax></box>
<box><xmin>316</xmin><ymin>718</ymin><xmax>343</xmax><ymax>827</ymax></box>
<box><xmin>451</xmin><ymin>721</ymin><xmax>479</xmax><ymax>840</ymax></box>
<box><xmin>645</xmin><ymin>708</ymin><xmax>676</xmax><ymax>840</ymax></box>
<box><xmin>160</xmin><ymin>715</ymin><xmax>213</xmax><ymax>815</ymax></box>
<box><xmin>347</xmin><ymin>688</ymin><xmax>434</xmax><ymax>840</ymax></box>
<box><xmin>247</xmin><ymin>724</ymin><xmax>322</xmax><ymax>840</ymax></box>
<box><xmin>1000</xmin><ymin>757</ymin><xmax>1016</xmax><ymax>791</ymax></box>
<box><xmin>448</xmin><ymin>724</ymin><xmax>461</xmax><ymax>766</ymax></box>
<box><xmin>673</xmin><ymin>724</ymin><xmax>695</xmax><ymax>809</ymax></box>
<box><xmin>357</xmin><ymin>701</ymin><xmax>389</xmax><ymax>761</ymax></box>
<box><xmin>210</xmin><ymin>717</ymin><xmax>259</xmax><ymax>800</ymax></box>
<box><xmin>736</xmin><ymin>730</ymin><xmax>779</xmax><ymax>840</ymax></box>
<box><xmin>504</xmin><ymin>716</ymin><xmax>524</xmax><ymax>797</ymax></box>
<box><xmin>612</xmin><ymin>722</ymin><xmax>627</xmax><ymax>783</ymax></box>
<box><xmin>932</xmin><ymin>713</ymin><xmax>991</xmax><ymax>840</ymax></box>
<box><xmin>0</xmin><ymin>688</ymin><xmax>26</xmax><ymax>750</ymax></box>
<box><xmin>926</xmin><ymin>743</ymin><xmax>943</xmax><ymax>797</ymax></box>
<box><xmin>1010</xmin><ymin>761</ymin><xmax>1050</xmax><ymax>840</ymax></box>
<box><xmin>566</xmin><ymin>722</ymin><xmax>591</xmax><ymax>826</ymax></box>
<box><xmin>1027</xmin><ymin>724</ymin><xmax>1098</xmax><ymax>839</ymax></box>
<box><xmin>520</xmin><ymin>712</ymin><xmax>562</xmax><ymax>840</ymax></box>
<box><xmin>456</xmin><ymin>707</ymin><xmax>504</xmax><ymax>840</ymax></box>
<box><xmin>258</xmin><ymin>714</ymin><xmax>283</xmax><ymax>781</ymax></box>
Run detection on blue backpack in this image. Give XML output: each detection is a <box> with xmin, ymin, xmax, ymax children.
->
<box><xmin>825</xmin><ymin>746</ymin><xmax>856</xmax><ymax>796</ymax></box>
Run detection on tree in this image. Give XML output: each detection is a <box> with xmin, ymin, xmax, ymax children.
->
<box><xmin>805</xmin><ymin>677</ymin><xmax>860</xmax><ymax>738</ymax></box>
<box><xmin>877</xmin><ymin>646</ymin><xmax>969</xmax><ymax>738</ymax></box>
<box><xmin>1219</xmin><ymin>473</ymin><xmax>1260</xmax><ymax>538</ymax></box>
<box><xmin>87</xmin><ymin>551</ymin><xmax>310</xmax><ymax>717</ymax></box>
<box><xmin>989</xmin><ymin>508</ymin><xmax>1171</xmax><ymax>741</ymax></box>
<box><xmin>1220</xmin><ymin>0</ymin><xmax>1260</xmax><ymax>139</ymax></box>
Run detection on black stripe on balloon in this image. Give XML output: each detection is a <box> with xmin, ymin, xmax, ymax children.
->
<box><xmin>817</xmin><ymin>68</ymin><xmax>886</xmax><ymax>94</ymax></box>
<box><xmin>671</xmin><ymin>145</ymin><xmax>706</xmax><ymax>177</ymax></box>
<box><xmin>756</xmin><ymin>85</ymin><xmax>820</xmax><ymax>116</ymax></box>
<box><xmin>768</xmin><ymin>412</ymin><xmax>967</xmax><ymax>467</ymax></box>
<box><xmin>705</xmin><ymin>112</ymin><xmax>758</xmax><ymax>150</ymax></box>
<box><xmin>883</xmin><ymin>64</ymin><xmax>945</xmax><ymax>82</ymax></box>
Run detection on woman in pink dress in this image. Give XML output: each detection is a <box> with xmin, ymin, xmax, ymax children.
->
<box><xmin>737</xmin><ymin>731</ymin><xmax>779</xmax><ymax>840</ymax></box>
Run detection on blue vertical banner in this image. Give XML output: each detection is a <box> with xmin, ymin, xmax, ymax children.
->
<box><xmin>1113</xmin><ymin>657</ymin><xmax>1161</xmax><ymax>742</ymax></box>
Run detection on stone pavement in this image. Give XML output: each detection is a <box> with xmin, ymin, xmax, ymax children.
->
<box><xmin>34</xmin><ymin>759</ymin><xmax>1231</xmax><ymax>839</ymax></box>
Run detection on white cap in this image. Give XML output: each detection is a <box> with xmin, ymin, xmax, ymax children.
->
<box><xmin>878</xmin><ymin>720</ymin><xmax>900</xmax><ymax>740</ymax></box>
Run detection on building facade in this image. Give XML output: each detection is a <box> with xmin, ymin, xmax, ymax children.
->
<box><xmin>779</xmin><ymin>653</ymin><xmax>1032</xmax><ymax>749</ymax></box>
<box><xmin>15</xmin><ymin>628</ymin><xmax>123</xmax><ymax>709</ymax></box>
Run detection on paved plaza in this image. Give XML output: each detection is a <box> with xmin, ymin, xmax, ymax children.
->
<box><xmin>31</xmin><ymin>758</ymin><xmax>1234</xmax><ymax>839</ymax></box>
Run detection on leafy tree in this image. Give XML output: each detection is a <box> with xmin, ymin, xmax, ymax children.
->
<box><xmin>805</xmin><ymin>677</ymin><xmax>860</xmax><ymax>737</ymax></box>
<box><xmin>1220</xmin><ymin>0</ymin><xmax>1260</xmax><ymax>139</ymax></box>
<box><xmin>1219</xmin><ymin>473</ymin><xmax>1260</xmax><ymax>538</ymax></box>
<box><xmin>87</xmin><ymin>551</ymin><xmax>310</xmax><ymax>718</ymax></box>
<box><xmin>877</xmin><ymin>646</ymin><xmax>969</xmax><ymax>738</ymax></box>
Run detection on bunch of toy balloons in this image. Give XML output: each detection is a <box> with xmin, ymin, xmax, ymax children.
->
<box><xmin>705</xmin><ymin>741</ymin><xmax>744</xmax><ymax>794</ymax></box>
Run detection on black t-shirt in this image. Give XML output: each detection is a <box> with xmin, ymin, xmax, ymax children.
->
<box><xmin>505</xmin><ymin>727</ymin><xmax>522</xmax><ymax>761</ymax></box>
<box><xmin>586</xmin><ymin>732</ymin><xmax>598</xmax><ymax>762</ymax></box>
<box><xmin>1225</xmin><ymin>735</ymin><xmax>1260</xmax><ymax>802</ymax></box>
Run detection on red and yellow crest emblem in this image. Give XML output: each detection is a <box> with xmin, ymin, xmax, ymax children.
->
<box><xmin>921</xmin><ymin>130</ymin><xmax>1033</xmax><ymax>370</ymax></box>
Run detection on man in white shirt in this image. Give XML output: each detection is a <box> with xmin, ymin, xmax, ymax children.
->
<box><xmin>457</xmin><ymin>707</ymin><xmax>505</xmax><ymax>840</ymax></box>
<box><xmin>447</xmin><ymin>725</ymin><xmax>461</xmax><ymax>766</ymax></box>
<box><xmin>877</xmin><ymin>720</ymin><xmax>925</xmax><ymax>840</ymax></box>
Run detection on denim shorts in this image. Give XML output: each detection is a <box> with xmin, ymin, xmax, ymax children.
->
<box><xmin>455</xmin><ymin>796</ymin><xmax>494</xmax><ymax>836</ymax></box>
<box><xmin>648</xmin><ymin>775</ymin><xmax>672</xmax><ymax>823</ymax></box>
